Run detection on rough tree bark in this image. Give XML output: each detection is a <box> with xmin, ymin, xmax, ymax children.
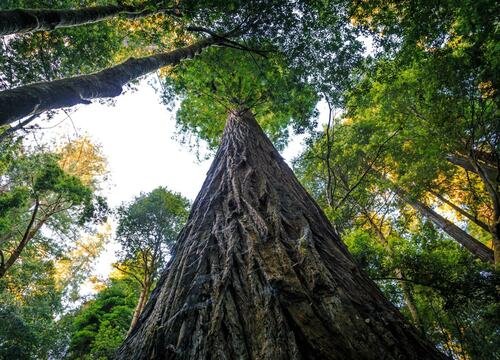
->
<box><xmin>0</xmin><ymin>37</ymin><xmax>219</xmax><ymax>126</ymax></box>
<box><xmin>116</xmin><ymin>109</ymin><xmax>445</xmax><ymax>360</ymax></box>
<box><xmin>392</xmin><ymin>186</ymin><xmax>494</xmax><ymax>264</ymax></box>
<box><xmin>0</xmin><ymin>4</ymin><xmax>175</xmax><ymax>36</ymax></box>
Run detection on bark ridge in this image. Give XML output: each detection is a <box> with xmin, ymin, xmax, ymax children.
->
<box><xmin>116</xmin><ymin>110</ymin><xmax>445</xmax><ymax>360</ymax></box>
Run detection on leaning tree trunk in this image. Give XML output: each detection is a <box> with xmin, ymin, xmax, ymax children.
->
<box><xmin>128</xmin><ymin>280</ymin><xmax>153</xmax><ymax>335</ymax></box>
<box><xmin>0</xmin><ymin>37</ymin><xmax>218</xmax><ymax>126</ymax></box>
<box><xmin>116</xmin><ymin>109</ymin><xmax>445</xmax><ymax>360</ymax></box>
<box><xmin>429</xmin><ymin>190</ymin><xmax>490</xmax><ymax>233</ymax></box>
<box><xmin>0</xmin><ymin>4</ymin><xmax>171</xmax><ymax>36</ymax></box>
<box><xmin>391</xmin><ymin>185</ymin><xmax>494</xmax><ymax>264</ymax></box>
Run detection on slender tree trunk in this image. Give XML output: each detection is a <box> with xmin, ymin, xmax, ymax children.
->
<box><xmin>429</xmin><ymin>190</ymin><xmax>490</xmax><ymax>233</ymax></box>
<box><xmin>446</xmin><ymin>152</ymin><xmax>500</xmax><ymax>264</ymax></box>
<box><xmin>0</xmin><ymin>200</ymin><xmax>41</xmax><ymax>278</ymax></box>
<box><xmin>392</xmin><ymin>186</ymin><xmax>494</xmax><ymax>264</ymax></box>
<box><xmin>0</xmin><ymin>4</ymin><xmax>171</xmax><ymax>36</ymax></box>
<box><xmin>492</xmin><ymin>222</ymin><xmax>500</xmax><ymax>266</ymax></box>
<box><xmin>116</xmin><ymin>109</ymin><xmax>445</xmax><ymax>359</ymax></box>
<box><xmin>0</xmin><ymin>37</ymin><xmax>219</xmax><ymax>126</ymax></box>
<box><xmin>469</xmin><ymin>153</ymin><xmax>500</xmax><ymax>265</ymax></box>
<box><xmin>129</xmin><ymin>280</ymin><xmax>152</xmax><ymax>335</ymax></box>
<box><xmin>361</xmin><ymin>209</ymin><xmax>422</xmax><ymax>330</ymax></box>
<box><xmin>395</xmin><ymin>268</ymin><xmax>422</xmax><ymax>330</ymax></box>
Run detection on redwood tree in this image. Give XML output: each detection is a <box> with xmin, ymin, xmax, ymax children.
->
<box><xmin>116</xmin><ymin>109</ymin><xmax>445</xmax><ymax>359</ymax></box>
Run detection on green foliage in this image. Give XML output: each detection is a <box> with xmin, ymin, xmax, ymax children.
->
<box><xmin>163</xmin><ymin>48</ymin><xmax>319</xmax><ymax>150</ymax></box>
<box><xmin>0</xmin><ymin>261</ymin><xmax>70</xmax><ymax>359</ymax></box>
<box><xmin>0</xmin><ymin>137</ymin><xmax>109</xmax><ymax>358</ymax></box>
<box><xmin>67</xmin><ymin>278</ymin><xmax>139</xmax><ymax>359</ymax></box>
<box><xmin>116</xmin><ymin>186</ymin><xmax>190</xmax><ymax>269</ymax></box>
<box><xmin>0</xmin><ymin>1</ymin><xmax>124</xmax><ymax>90</ymax></box>
<box><xmin>0</xmin><ymin>141</ymin><xmax>103</xmax><ymax>274</ymax></box>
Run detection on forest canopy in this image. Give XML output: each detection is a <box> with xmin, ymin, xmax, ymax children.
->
<box><xmin>0</xmin><ymin>0</ymin><xmax>498</xmax><ymax>359</ymax></box>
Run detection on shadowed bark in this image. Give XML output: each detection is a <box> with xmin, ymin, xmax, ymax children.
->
<box><xmin>0</xmin><ymin>4</ymin><xmax>173</xmax><ymax>36</ymax></box>
<box><xmin>116</xmin><ymin>109</ymin><xmax>446</xmax><ymax>360</ymax></box>
<box><xmin>0</xmin><ymin>37</ymin><xmax>218</xmax><ymax>126</ymax></box>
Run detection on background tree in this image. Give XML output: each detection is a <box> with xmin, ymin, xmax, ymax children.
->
<box><xmin>67</xmin><ymin>274</ymin><xmax>139</xmax><ymax>360</ymax></box>
<box><xmin>114</xmin><ymin>187</ymin><xmax>189</xmax><ymax>332</ymax></box>
<box><xmin>346</xmin><ymin>0</ymin><xmax>500</xmax><ymax>263</ymax></box>
<box><xmin>0</xmin><ymin>136</ymin><xmax>108</xmax><ymax>278</ymax></box>
<box><xmin>0</xmin><ymin>136</ymin><xmax>110</xmax><ymax>358</ymax></box>
<box><xmin>0</xmin><ymin>226</ymin><xmax>110</xmax><ymax>359</ymax></box>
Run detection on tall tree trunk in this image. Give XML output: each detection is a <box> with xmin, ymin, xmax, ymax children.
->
<box><xmin>0</xmin><ymin>4</ymin><xmax>173</xmax><ymax>36</ymax></box>
<box><xmin>392</xmin><ymin>186</ymin><xmax>494</xmax><ymax>264</ymax></box>
<box><xmin>129</xmin><ymin>280</ymin><xmax>152</xmax><ymax>335</ymax></box>
<box><xmin>395</xmin><ymin>268</ymin><xmax>422</xmax><ymax>332</ymax></box>
<box><xmin>116</xmin><ymin>109</ymin><xmax>445</xmax><ymax>359</ymax></box>
<box><xmin>0</xmin><ymin>37</ymin><xmax>219</xmax><ymax>126</ymax></box>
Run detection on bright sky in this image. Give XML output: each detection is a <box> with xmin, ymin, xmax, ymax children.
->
<box><xmin>28</xmin><ymin>33</ymin><xmax>372</xmax><ymax>291</ymax></box>
<box><xmin>38</xmin><ymin>76</ymin><xmax>312</xmax><ymax>206</ymax></box>
<box><xmin>34</xmin><ymin>75</ymin><xmax>320</xmax><ymax>287</ymax></box>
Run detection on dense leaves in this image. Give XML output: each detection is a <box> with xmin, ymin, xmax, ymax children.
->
<box><xmin>162</xmin><ymin>48</ymin><xmax>319</xmax><ymax>150</ymax></box>
<box><xmin>67</xmin><ymin>276</ymin><xmax>139</xmax><ymax>359</ymax></box>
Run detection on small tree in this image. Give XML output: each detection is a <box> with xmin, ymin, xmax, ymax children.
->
<box><xmin>0</xmin><ymin>137</ymin><xmax>108</xmax><ymax>279</ymax></box>
<box><xmin>114</xmin><ymin>187</ymin><xmax>190</xmax><ymax>333</ymax></box>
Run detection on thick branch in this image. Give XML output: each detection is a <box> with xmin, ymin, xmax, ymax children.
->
<box><xmin>0</xmin><ymin>4</ymin><xmax>177</xmax><ymax>36</ymax></box>
<box><xmin>0</xmin><ymin>36</ymin><xmax>219</xmax><ymax>126</ymax></box>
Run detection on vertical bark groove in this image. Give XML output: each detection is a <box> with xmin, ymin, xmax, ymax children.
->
<box><xmin>116</xmin><ymin>110</ymin><xmax>446</xmax><ymax>359</ymax></box>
